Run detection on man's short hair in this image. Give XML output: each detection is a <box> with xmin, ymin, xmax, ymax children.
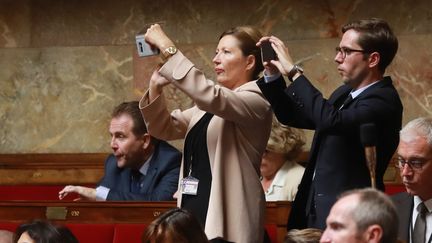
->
<box><xmin>111</xmin><ymin>101</ymin><xmax>147</xmax><ymax>136</ymax></box>
<box><xmin>400</xmin><ymin>117</ymin><xmax>432</xmax><ymax>145</ymax></box>
<box><xmin>339</xmin><ymin>188</ymin><xmax>398</xmax><ymax>243</ymax></box>
<box><xmin>342</xmin><ymin>18</ymin><xmax>398</xmax><ymax>73</ymax></box>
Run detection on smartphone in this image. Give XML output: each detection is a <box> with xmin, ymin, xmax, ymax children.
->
<box><xmin>261</xmin><ymin>41</ymin><xmax>277</xmax><ymax>62</ymax></box>
<box><xmin>135</xmin><ymin>34</ymin><xmax>160</xmax><ymax>57</ymax></box>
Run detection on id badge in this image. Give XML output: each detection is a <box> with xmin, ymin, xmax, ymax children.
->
<box><xmin>180</xmin><ymin>176</ymin><xmax>199</xmax><ymax>195</ymax></box>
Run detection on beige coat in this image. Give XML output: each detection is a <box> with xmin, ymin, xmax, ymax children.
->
<box><xmin>139</xmin><ymin>51</ymin><xmax>272</xmax><ymax>243</ymax></box>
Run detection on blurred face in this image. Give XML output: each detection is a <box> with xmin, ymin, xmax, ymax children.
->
<box><xmin>320</xmin><ymin>195</ymin><xmax>366</xmax><ymax>243</ymax></box>
<box><xmin>213</xmin><ymin>35</ymin><xmax>254</xmax><ymax>90</ymax></box>
<box><xmin>260</xmin><ymin>150</ymin><xmax>286</xmax><ymax>178</ymax></box>
<box><xmin>17</xmin><ymin>231</ymin><xmax>35</xmax><ymax>243</ymax></box>
<box><xmin>397</xmin><ymin>136</ymin><xmax>432</xmax><ymax>200</ymax></box>
<box><xmin>334</xmin><ymin>29</ymin><xmax>370</xmax><ymax>89</ymax></box>
<box><xmin>109</xmin><ymin>114</ymin><xmax>148</xmax><ymax>169</ymax></box>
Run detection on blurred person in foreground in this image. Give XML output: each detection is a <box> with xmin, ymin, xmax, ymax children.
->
<box><xmin>284</xmin><ymin>228</ymin><xmax>322</xmax><ymax>243</ymax></box>
<box><xmin>0</xmin><ymin>229</ymin><xmax>13</xmax><ymax>243</ymax></box>
<box><xmin>14</xmin><ymin>220</ymin><xmax>78</xmax><ymax>243</ymax></box>
<box><xmin>320</xmin><ymin>188</ymin><xmax>398</xmax><ymax>243</ymax></box>
<box><xmin>142</xmin><ymin>208</ymin><xmax>209</xmax><ymax>243</ymax></box>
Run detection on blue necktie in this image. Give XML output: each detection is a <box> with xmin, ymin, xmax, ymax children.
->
<box><xmin>130</xmin><ymin>170</ymin><xmax>142</xmax><ymax>193</ymax></box>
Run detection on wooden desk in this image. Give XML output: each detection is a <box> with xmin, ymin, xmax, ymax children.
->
<box><xmin>0</xmin><ymin>200</ymin><xmax>291</xmax><ymax>242</ymax></box>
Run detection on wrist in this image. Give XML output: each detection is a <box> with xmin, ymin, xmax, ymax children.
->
<box><xmin>161</xmin><ymin>45</ymin><xmax>177</xmax><ymax>62</ymax></box>
<box><xmin>287</xmin><ymin>64</ymin><xmax>304</xmax><ymax>82</ymax></box>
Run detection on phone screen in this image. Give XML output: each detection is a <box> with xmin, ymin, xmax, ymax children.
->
<box><xmin>261</xmin><ymin>41</ymin><xmax>277</xmax><ymax>63</ymax></box>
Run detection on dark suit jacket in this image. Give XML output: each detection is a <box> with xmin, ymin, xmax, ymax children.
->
<box><xmin>98</xmin><ymin>141</ymin><xmax>181</xmax><ymax>201</ymax></box>
<box><xmin>392</xmin><ymin>192</ymin><xmax>413</xmax><ymax>242</ymax></box>
<box><xmin>257</xmin><ymin>75</ymin><xmax>403</xmax><ymax>229</ymax></box>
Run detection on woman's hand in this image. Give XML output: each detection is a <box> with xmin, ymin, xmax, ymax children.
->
<box><xmin>257</xmin><ymin>36</ymin><xmax>295</xmax><ymax>76</ymax></box>
<box><xmin>144</xmin><ymin>24</ymin><xmax>174</xmax><ymax>52</ymax></box>
<box><xmin>149</xmin><ymin>68</ymin><xmax>170</xmax><ymax>102</ymax></box>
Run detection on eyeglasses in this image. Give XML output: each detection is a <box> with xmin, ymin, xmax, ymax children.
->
<box><xmin>335</xmin><ymin>47</ymin><xmax>368</xmax><ymax>60</ymax></box>
<box><xmin>395</xmin><ymin>157</ymin><xmax>431</xmax><ymax>171</ymax></box>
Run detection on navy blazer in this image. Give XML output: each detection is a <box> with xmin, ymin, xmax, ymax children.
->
<box><xmin>98</xmin><ymin>141</ymin><xmax>181</xmax><ymax>201</ymax></box>
<box><xmin>392</xmin><ymin>192</ymin><xmax>413</xmax><ymax>243</ymax></box>
<box><xmin>258</xmin><ymin>75</ymin><xmax>403</xmax><ymax>229</ymax></box>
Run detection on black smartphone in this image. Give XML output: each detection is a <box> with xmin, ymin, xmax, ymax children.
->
<box><xmin>261</xmin><ymin>41</ymin><xmax>277</xmax><ymax>62</ymax></box>
<box><xmin>135</xmin><ymin>34</ymin><xmax>160</xmax><ymax>57</ymax></box>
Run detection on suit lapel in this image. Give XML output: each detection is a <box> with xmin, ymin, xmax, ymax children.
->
<box><xmin>329</xmin><ymin>85</ymin><xmax>352</xmax><ymax>108</ymax></box>
<box><xmin>140</xmin><ymin>146</ymin><xmax>160</xmax><ymax>193</ymax></box>
<box><xmin>354</xmin><ymin>76</ymin><xmax>392</xmax><ymax>100</ymax></box>
<box><xmin>393</xmin><ymin>192</ymin><xmax>413</xmax><ymax>242</ymax></box>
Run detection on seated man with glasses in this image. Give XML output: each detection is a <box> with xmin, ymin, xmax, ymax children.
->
<box><xmin>392</xmin><ymin>117</ymin><xmax>432</xmax><ymax>243</ymax></box>
<box><xmin>257</xmin><ymin>18</ymin><xmax>403</xmax><ymax>230</ymax></box>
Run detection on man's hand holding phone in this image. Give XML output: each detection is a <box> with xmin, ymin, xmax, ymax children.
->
<box><xmin>259</xmin><ymin>39</ymin><xmax>279</xmax><ymax>76</ymax></box>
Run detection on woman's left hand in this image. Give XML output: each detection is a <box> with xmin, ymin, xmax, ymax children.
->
<box><xmin>144</xmin><ymin>24</ymin><xmax>175</xmax><ymax>52</ymax></box>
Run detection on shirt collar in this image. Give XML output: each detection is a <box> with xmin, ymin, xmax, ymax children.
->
<box><xmin>414</xmin><ymin>195</ymin><xmax>432</xmax><ymax>213</ymax></box>
<box><xmin>138</xmin><ymin>153</ymin><xmax>153</xmax><ymax>176</ymax></box>
<box><xmin>350</xmin><ymin>80</ymin><xmax>380</xmax><ymax>99</ymax></box>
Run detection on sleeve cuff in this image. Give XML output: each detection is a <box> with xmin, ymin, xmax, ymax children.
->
<box><xmin>263</xmin><ymin>71</ymin><xmax>282</xmax><ymax>83</ymax></box>
<box><xmin>95</xmin><ymin>186</ymin><xmax>109</xmax><ymax>201</ymax></box>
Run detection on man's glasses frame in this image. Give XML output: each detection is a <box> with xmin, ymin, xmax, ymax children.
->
<box><xmin>395</xmin><ymin>157</ymin><xmax>431</xmax><ymax>171</ymax></box>
<box><xmin>335</xmin><ymin>47</ymin><xmax>368</xmax><ymax>60</ymax></box>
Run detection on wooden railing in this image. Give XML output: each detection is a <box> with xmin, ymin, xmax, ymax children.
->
<box><xmin>0</xmin><ymin>152</ymin><xmax>402</xmax><ymax>185</ymax></box>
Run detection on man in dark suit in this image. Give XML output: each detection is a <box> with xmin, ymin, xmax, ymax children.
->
<box><xmin>257</xmin><ymin>18</ymin><xmax>402</xmax><ymax>229</ymax></box>
<box><xmin>59</xmin><ymin>101</ymin><xmax>181</xmax><ymax>201</ymax></box>
<box><xmin>392</xmin><ymin>117</ymin><xmax>432</xmax><ymax>243</ymax></box>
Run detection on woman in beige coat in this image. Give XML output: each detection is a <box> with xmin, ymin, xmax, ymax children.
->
<box><xmin>139</xmin><ymin>24</ymin><xmax>273</xmax><ymax>243</ymax></box>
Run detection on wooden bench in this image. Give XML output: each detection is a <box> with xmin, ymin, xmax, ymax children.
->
<box><xmin>0</xmin><ymin>200</ymin><xmax>290</xmax><ymax>243</ymax></box>
<box><xmin>0</xmin><ymin>153</ymin><xmax>405</xmax><ymax>243</ymax></box>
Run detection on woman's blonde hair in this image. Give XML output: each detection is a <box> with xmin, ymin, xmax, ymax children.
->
<box><xmin>284</xmin><ymin>228</ymin><xmax>322</xmax><ymax>243</ymax></box>
<box><xmin>266</xmin><ymin>115</ymin><xmax>305</xmax><ymax>160</ymax></box>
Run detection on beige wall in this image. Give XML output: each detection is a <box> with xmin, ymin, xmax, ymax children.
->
<box><xmin>1</xmin><ymin>0</ymin><xmax>431</xmax><ymax>153</ymax></box>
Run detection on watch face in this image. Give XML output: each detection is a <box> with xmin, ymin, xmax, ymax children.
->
<box><xmin>167</xmin><ymin>47</ymin><xmax>177</xmax><ymax>54</ymax></box>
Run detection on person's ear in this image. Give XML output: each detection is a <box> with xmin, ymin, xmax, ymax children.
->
<box><xmin>246</xmin><ymin>54</ymin><xmax>256</xmax><ymax>71</ymax></box>
<box><xmin>368</xmin><ymin>52</ymin><xmax>380</xmax><ymax>69</ymax></box>
<box><xmin>141</xmin><ymin>133</ymin><xmax>151</xmax><ymax>149</ymax></box>
<box><xmin>363</xmin><ymin>224</ymin><xmax>383</xmax><ymax>243</ymax></box>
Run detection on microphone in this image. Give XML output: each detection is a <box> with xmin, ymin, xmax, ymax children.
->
<box><xmin>360</xmin><ymin>123</ymin><xmax>377</xmax><ymax>188</ymax></box>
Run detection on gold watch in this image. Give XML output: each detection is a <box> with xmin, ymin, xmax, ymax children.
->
<box><xmin>162</xmin><ymin>46</ymin><xmax>177</xmax><ymax>60</ymax></box>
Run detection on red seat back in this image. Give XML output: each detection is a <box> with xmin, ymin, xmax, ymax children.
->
<box><xmin>113</xmin><ymin>224</ymin><xmax>146</xmax><ymax>243</ymax></box>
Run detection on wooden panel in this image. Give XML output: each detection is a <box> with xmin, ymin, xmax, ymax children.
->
<box><xmin>0</xmin><ymin>153</ymin><xmax>107</xmax><ymax>169</ymax></box>
<box><xmin>0</xmin><ymin>153</ymin><xmax>107</xmax><ymax>185</ymax></box>
<box><xmin>0</xmin><ymin>152</ymin><xmax>402</xmax><ymax>185</ymax></box>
